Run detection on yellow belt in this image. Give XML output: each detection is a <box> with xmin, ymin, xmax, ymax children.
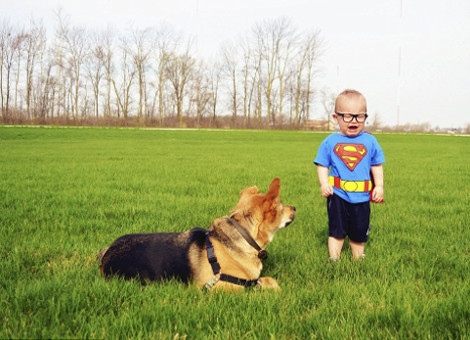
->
<box><xmin>329</xmin><ymin>176</ymin><xmax>372</xmax><ymax>192</ymax></box>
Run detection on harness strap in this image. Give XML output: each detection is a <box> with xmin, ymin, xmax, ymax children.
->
<box><xmin>226</xmin><ymin>218</ymin><xmax>268</xmax><ymax>260</ymax></box>
<box><xmin>204</xmin><ymin>232</ymin><xmax>259</xmax><ymax>290</ymax></box>
<box><xmin>219</xmin><ymin>273</ymin><xmax>259</xmax><ymax>288</ymax></box>
<box><xmin>206</xmin><ymin>233</ymin><xmax>221</xmax><ymax>274</ymax></box>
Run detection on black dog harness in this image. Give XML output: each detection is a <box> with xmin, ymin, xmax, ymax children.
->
<box><xmin>204</xmin><ymin>226</ymin><xmax>262</xmax><ymax>290</ymax></box>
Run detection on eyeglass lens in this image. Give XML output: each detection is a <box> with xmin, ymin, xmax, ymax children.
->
<box><xmin>342</xmin><ymin>114</ymin><xmax>366</xmax><ymax>123</ymax></box>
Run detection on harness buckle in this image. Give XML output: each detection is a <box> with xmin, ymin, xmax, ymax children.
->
<box><xmin>203</xmin><ymin>275</ymin><xmax>220</xmax><ymax>291</ymax></box>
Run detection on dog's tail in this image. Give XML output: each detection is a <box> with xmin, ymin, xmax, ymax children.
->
<box><xmin>96</xmin><ymin>247</ymin><xmax>109</xmax><ymax>262</ymax></box>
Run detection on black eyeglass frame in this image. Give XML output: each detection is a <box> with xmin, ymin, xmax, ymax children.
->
<box><xmin>335</xmin><ymin>112</ymin><xmax>368</xmax><ymax>123</ymax></box>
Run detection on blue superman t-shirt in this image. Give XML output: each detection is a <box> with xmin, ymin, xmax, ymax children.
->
<box><xmin>314</xmin><ymin>132</ymin><xmax>385</xmax><ymax>203</ymax></box>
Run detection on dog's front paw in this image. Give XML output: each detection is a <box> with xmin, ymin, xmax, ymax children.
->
<box><xmin>257</xmin><ymin>277</ymin><xmax>281</xmax><ymax>291</ymax></box>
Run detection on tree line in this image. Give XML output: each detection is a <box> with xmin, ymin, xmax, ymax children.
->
<box><xmin>0</xmin><ymin>13</ymin><xmax>323</xmax><ymax>129</ymax></box>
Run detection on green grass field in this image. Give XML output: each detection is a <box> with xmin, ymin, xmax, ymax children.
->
<box><xmin>1</xmin><ymin>126</ymin><xmax>469</xmax><ymax>339</ymax></box>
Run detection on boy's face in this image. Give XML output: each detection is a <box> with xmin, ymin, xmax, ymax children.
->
<box><xmin>333</xmin><ymin>97</ymin><xmax>367</xmax><ymax>137</ymax></box>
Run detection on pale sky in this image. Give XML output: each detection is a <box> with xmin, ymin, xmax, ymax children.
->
<box><xmin>3</xmin><ymin>0</ymin><xmax>470</xmax><ymax>128</ymax></box>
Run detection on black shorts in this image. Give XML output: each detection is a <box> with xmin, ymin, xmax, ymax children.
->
<box><xmin>327</xmin><ymin>194</ymin><xmax>371</xmax><ymax>243</ymax></box>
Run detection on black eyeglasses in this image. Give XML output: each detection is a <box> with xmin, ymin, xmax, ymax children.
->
<box><xmin>335</xmin><ymin>112</ymin><xmax>368</xmax><ymax>123</ymax></box>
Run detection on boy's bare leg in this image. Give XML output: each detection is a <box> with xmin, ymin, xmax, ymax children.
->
<box><xmin>350</xmin><ymin>240</ymin><xmax>365</xmax><ymax>259</ymax></box>
<box><xmin>328</xmin><ymin>237</ymin><xmax>344</xmax><ymax>260</ymax></box>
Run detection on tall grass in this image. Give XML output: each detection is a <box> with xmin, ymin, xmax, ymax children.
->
<box><xmin>1</xmin><ymin>126</ymin><xmax>469</xmax><ymax>339</ymax></box>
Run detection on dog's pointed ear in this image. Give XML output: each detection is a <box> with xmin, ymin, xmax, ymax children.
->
<box><xmin>266</xmin><ymin>178</ymin><xmax>280</xmax><ymax>201</ymax></box>
<box><xmin>231</xmin><ymin>185</ymin><xmax>260</xmax><ymax>219</ymax></box>
<box><xmin>240</xmin><ymin>185</ymin><xmax>259</xmax><ymax>197</ymax></box>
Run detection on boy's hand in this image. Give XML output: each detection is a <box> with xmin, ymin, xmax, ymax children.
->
<box><xmin>320</xmin><ymin>183</ymin><xmax>334</xmax><ymax>198</ymax></box>
<box><xmin>371</xmin><ymin>185</ymin><xmax>384</xmax><ymax>203</ymax></box>
<box><xmin>317</xmin><ymin>165</ymin><xmax>333</xmax><ymax>198</ymax></box>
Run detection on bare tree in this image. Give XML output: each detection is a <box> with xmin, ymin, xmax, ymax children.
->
<box><xmin>56</xmin><ymin>11</ymin><xmax>88</xmax><ymax>120</ymax></box>
<box><xmin>13</xmin><ymin>32</ymin><xmax>26</xmax><ymax>113</ymax></box>
<box><xmin>253</xmin><ymin>51</ymin><xmax>263</xmax><ymax>125</ymax></box>
<box><xmin>102</xmin><ymin>28</ymin><xmax>114</xmax><ymax>118</ymax></box>
<box><xmin>112</xmin><ymin>42</ymin><xmax>136</xmax><ymax>119</ymax></box>
<box><xmin>52</xmin><ymin>9</ymin><xmax>65</xmax><ymax>119</ymax></box>
<box><xmin>85</xmin><ymin>32</ymin><xmax>106</xmax><ymax>118</ymax></box>
<box><xmin>291</xmin><ymin>46</ymin><xmax>307</xmax><ymax>125</ymax></box>
<box><xmin>290</xmin><ymin>30</ymin><xmax>322</xmax><ymax>125</ymax></box>
<box><xmin>37</xmin><ymin>59</ymin><xmax>55</xmax><ymax>120</ymax></box>
<box><xmin>254</xmin><ymin>21</ymin><xmax>284</xmax><ymax>127</ymax></box>
<box><xmin>321</xmin><ymin>88</ymin><xmax>336</xmax><ymax>130</ymax></box>
<box><xmin>275</xmin><ymin>19</ymin><xmax>297</xmax><ymax>125</ymax></box>
<box><xmin>24</xmin><ymin>20</ymin><xmax>46</xmax><ymax>119</ymax></box>
<box><xmin>239</xmin><ymin>35</ymin><xmax>255</xmax><ymax>127</ymax></box>
<box><xmin>125</xmin><ymin>27</ymin><xmax>152</xmax><ymax>120</ymax></box>
<box><xmin>208</xmin><ymin>61</ymin><xmax>221</xmax><ymax>126</ymax></box>
<box><xmin>302</xmin><ymin>30</ymin><xmax>322</xmax><ymax>122</ymax></box>
<box><xmin>1</xmin><ymin>24</ymin><xmax>26</xmax><ymax>120</ymax></box>
<box><xmin>220</xmin><ymin>42</ymin><xmax>239</xmax><ymax>127</ymax></box>
<box><xmin>152</xmin><ymin>26</ymin><xmax>180</xmax><ymax>125</ymax></box>
<box><xmin>369</xmin><ymin>112</ymin><xmax>383</xmax><ymax>131</ymax></box>
<box><xmin>0</xmin><ymin>21</ymin><xmax>11</xmax><ymax>120</ymax></box>
<box><xmin>191</xmin><ymin>60</ymin><xmax>211</xmax><ymax>127</ymax></box>
<box><xmin>165</xmin><ymin>46</ymin><xmax>195</xmax><ymax>127</ymax></box>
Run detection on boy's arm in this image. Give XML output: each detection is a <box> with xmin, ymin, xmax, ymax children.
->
<box><xmin>317</xmin><ymin>165</ymin><xmax>334</xmax><ymax>198</ymax></box>
<box><xmin>370</xmin><ymin>164</ymin><xmax>384</xmax><ymax>203</ymax></box>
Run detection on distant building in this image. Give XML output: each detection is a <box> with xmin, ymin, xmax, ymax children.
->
<box><xmin>305</xmin><ymin>120</ymin><xmax>336</xmax><ymax>131</ymax></box>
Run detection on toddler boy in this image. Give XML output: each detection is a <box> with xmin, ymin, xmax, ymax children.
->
<box><xmin>314</xmin><ymin>89</ymin><xmax>385</xmax><ymax>261</ymax></box>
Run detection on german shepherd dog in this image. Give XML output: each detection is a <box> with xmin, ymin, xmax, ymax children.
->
<box><xmin>98</xmin><ymin>178</ymin><xmax>295</xmax><ymax>291</ymax></box>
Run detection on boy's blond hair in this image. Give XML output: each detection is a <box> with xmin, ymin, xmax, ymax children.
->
<box><xmin>335</xmin><ymin>89</ymin><xmax>367</xmax><ymax>113</ymax></box>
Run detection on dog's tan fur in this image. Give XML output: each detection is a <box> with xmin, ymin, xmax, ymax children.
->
<box><xmin>99</xmin><ymin>178</ymin><xmax>295</xmax><ymax>291</ymax></box>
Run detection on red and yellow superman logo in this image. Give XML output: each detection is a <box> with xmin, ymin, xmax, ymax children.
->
<box><xmin>334</xmin><ymin>143</ymin><xmax>367</xmax><ymax>171</ymax></box>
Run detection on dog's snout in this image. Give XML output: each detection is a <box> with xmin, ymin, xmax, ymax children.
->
<box><xmin>293</xmin><ymin>206</ymin><xmax>296</xmax><ymax>212</ymax></box>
